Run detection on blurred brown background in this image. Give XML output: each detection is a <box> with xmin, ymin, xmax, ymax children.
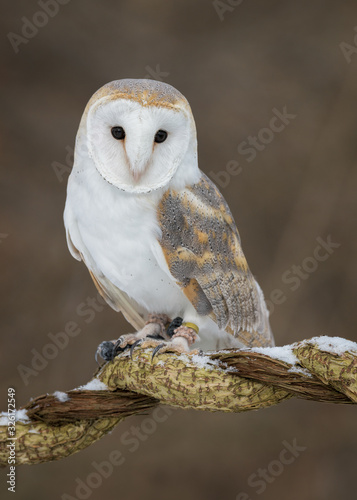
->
<box><xmin>1</xmin><ymin>1</ymin><xmax>357</xmax><ymax>499</ymax></box>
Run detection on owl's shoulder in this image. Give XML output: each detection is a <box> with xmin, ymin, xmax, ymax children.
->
<box><xmin>158</xmin><ymin>172</ymin><xmax>241</xmax><ymax>249</ymax></box>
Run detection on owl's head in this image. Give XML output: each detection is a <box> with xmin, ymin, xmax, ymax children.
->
<box><xmin>77</xmin><ymin>79</ymin><xmax>198</xmax><ymax>193</ymax></box>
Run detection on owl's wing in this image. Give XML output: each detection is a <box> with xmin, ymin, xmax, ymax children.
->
<box><xmin>157</xmin><ymin>173</ymin><xmax>274</xmax><ymax>347</ymax></box>
<box><xmin>65</xmin><ymin>228</ymin><xmax>146</xmax><ymax>332</ymax></box>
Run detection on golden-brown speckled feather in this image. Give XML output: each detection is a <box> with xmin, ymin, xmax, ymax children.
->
<box><xmin>84</xmin><ymin>79</ymin><xmax>189</xmax><ymax>117</ymax></box>
<box><xmin>158</xmin><ymin>173</ymin><xmax>273</xmax><ymax>347</ymax></box>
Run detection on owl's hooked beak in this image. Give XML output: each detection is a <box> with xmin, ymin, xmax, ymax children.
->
<box><xmin>131</xmin><ymin>169</ymin><xmax>145</xmax><ymax>182</ymax></box>
<box><xmin>125</xmin><ymin>136</ymin><xmax>152</xmax><ymax>183</ymax></box>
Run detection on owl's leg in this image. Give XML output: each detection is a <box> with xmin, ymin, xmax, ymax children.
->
<box><xmin>149</xmin><ymin>320</ymin><xmax>199</xmax><ymax>359</ymax></box>
<box><xmin>96</xmin><ymin>314</ymin><xmax>171</xmax><ymax>362</ymax></box>
<box><xmin>116</xmin><ymin>314</ymin><xmax>171</xmax><ymax>348</ymax></box>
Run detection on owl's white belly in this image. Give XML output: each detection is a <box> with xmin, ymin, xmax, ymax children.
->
<box><xmin>65</xmin><ymin>166</ymin><xmax>189</xmax><ymax>316</ymax></box>
<box><xmin>84</xmin><ymin>218</ymin><xmax>187</xmax><ymax>317</ymax></box>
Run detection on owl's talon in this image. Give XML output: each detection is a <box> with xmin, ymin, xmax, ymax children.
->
<box><xmin>114</xmin><ymin>337</ymin><xmax>124</xmax><ymax>350</ymax></box>
<box><xmin>151</xmin><ymin>343</ymin><xmax>165</xmax><ymax>360</ymax></box>
<box><xmin>130</xmin><ymin>339</ymin><xmax>143</xmax><ymax>359</ymax></box>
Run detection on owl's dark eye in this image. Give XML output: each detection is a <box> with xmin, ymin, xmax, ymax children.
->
<box><xmin>154</xmin><ymin>130</ymin><xmax>168</xmax><ymax>143</ymax></box>
<box><xmin>111</xmin><ymin>126</ymin><xmax>125</xmax><ymax>140</ymax></box>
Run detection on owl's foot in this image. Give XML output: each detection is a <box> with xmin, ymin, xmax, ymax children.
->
<box><xmin>149</xmin><ymin>324</ymin><xmax>199</xmax><ymax>360</ymax></box>
<box><xmin>95</xmin><ymin>313</ymin><xmax>171</xmax><ymax>362</ymax></box>
<box><xmin>115</xmin><ymin>313</ymin><xmax>171</xmax><ymax>349</ymax></box>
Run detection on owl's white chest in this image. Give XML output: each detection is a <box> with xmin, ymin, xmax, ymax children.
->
<box><xmin>64</xmin><ymin>163</ymin><xmax>187</xmax><ymax>315</ymax></box>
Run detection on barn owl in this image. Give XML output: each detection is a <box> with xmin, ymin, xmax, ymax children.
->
<box><xmin>64</xmin><ymin>79</ymin><xmax>274</xmax><ymax>359</ymax></box>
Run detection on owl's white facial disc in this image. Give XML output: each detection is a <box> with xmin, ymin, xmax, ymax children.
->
<box><xmin>86</xmin><ymin>96</ymin><xmax>194</xmax><ymax>193</ymax></box>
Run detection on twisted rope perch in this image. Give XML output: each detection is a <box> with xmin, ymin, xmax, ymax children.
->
<box><xmin>1</xmin><ymin>336</ymin><xmax>357</xmax><ymax>466</ymax></box>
